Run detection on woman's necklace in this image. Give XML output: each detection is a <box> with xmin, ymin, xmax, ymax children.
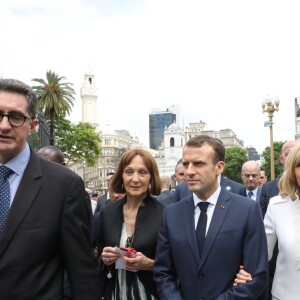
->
<box><xmin>123</xmin><ymin>203</ymin><xmax>136</xmax><ymax>248</ymax></box>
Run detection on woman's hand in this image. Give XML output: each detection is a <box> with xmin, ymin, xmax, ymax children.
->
<box><xmin>101</xmin><ymin>246</ymin><xmax>121</xmax><ymax>266</ymax></box>
<box><xmin>233</xmin><ymin>265</ymin><xmax>252</xmax><ymax>287</ymax></box>
<box><xmin>123</xmin><ymin>252</ymin><xmax>154</xmax><ymax>271</ymax></box>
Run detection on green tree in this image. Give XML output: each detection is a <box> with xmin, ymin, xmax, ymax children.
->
<box><xmin>223</xmin><ymin>146</ymin><xmax>248</xmax><ymax>183</ymax></box>
<box><xmin>260</xmin><ymin>141</ymin><xmax>284</xmax><ymax>179</ymax></box>
<box><xmin>32</xmin><ymin>70</ymin><xmax>76</xmax><ymax>145</ymax></box>
<box><xmin>54</xmin><ymin>118</ymin><xmax>101</xmax><ymax>166</ymax></box>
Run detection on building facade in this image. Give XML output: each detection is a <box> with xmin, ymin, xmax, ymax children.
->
<box><xmin>149</xmin><ymin>107</ymin><xmax>177</xmax><ymax>150</ymax></box>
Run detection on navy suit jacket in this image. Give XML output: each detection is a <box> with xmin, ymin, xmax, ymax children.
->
<box><xmin>161</xmin><ymin>177</ymin><xmax>244</xmax><ymax>205</ymax></box>
<box><xmin>157</xmin><ymin>189</ymin><xmax>173</xmax><ymax>202</ymax></box>
<box><xmin>259</xmin><ymin>179</ymin><xmax>279</xmax><ymax>218</ymax></box>
<box><xmin>154</xmin><ymin>187</ymin><xmax>268</xmax><ymax>300</ymax></box>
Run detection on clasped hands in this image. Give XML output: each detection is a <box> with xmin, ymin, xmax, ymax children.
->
<box><xmin>101</xmin><ymin>246</ymin><xmax>153</xmax><ymax>271</ymax></box>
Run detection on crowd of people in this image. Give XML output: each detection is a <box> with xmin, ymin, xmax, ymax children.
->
<box><xmin>0</xmin><ymin>77</ymin><xmax>299</xmax><ymax>300</ymax></box>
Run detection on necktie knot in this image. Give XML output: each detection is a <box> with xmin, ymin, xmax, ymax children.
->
<box><xmin>0</xmin><ymin>165</ymin><xmax>13</xmax><ymax>181</ymax></box>
<box><xmin>247</xmin><ymin>191</ymin><xmax>253</xmax><ymax>199</ymax></box>
<box><xmin>198</xmin><ymin>201</ymin><xmax>209</xmax><ymax>212</ymax></box>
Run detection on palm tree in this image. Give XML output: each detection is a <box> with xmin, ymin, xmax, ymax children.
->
<box><xmin>32</xmin><ymin>70</ymin><xmax>76</xmax><ymax>145</ymax></box>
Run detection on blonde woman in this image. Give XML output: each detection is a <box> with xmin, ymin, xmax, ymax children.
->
<box><xmin>235</xmin><ymin>143</ymin><xmax>300</xmax><ymax>300</ymax></box>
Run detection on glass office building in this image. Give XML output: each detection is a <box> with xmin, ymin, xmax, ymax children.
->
<box><xmin>149</xmin><ymin>111</ymin><xmax>176</xmax><ymax>150</ymax></box>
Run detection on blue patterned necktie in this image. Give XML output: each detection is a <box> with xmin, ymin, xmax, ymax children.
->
<box><xmin>0</xmin><ymin>165</ymin><xmax>13</xmax><ymax>232</ymax></box>
<box><xmin>247</xmin><ymin>191</ymin><xmax>253</xmax><ymax>199</ymax></box>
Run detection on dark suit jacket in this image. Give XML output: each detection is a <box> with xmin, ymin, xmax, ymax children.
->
<box><xmin>95</xmin><ymin>193</ymin><xmax>108</xmax><ymax>214</ymax></box>
<box><xmin>156</xmin><ymin>189</ymin><xmax>173</xmax><ymax>202</ymax></box>
<box><xmin>96</xmin><ymin>194</ymin><xmax>165</xmax><ymax>298</ymax></box>
<box><xmin>154</xmin><ymin>187</ymin><xmax>268</xmax><ymax>300</ymax></box>
<box><xmin>162</xmin><ymin>176</ymin><xmax>244</xmax><ymax>205</ymax></box>
<box><xmin>0</xmin><ymin>150</ymin><xmax>100</xmax><ymax>300</ymax></box>
<box><xmin>259</xmin><ymin>179</ymin><xmax>279</xmax><ymax>218</ymax></box>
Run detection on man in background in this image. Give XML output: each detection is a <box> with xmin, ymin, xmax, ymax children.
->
<box><xmin>258</xmin><ymin>169</ymin><xmax>267</xmax><ymax>187</ymax></box>
<box><xmin>173</xmin><ymin>159</ymin><xmax>185</xmax><ymax>185</ymax></box>
<box><xmin>95</xmin><ymin>171</ymin><xmax>115</xmax><ymax>213</ymax></box>
<box><xmin>157</xmin><ymin>175</ymin><xmax>173</xmax><ymax>202</ymax></box>
<box><xmin>241</xmin><ymin>160</ymin><xmax>261</xmax><ymax>202</ymax></box>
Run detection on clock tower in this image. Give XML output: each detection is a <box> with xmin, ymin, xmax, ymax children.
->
<box><xmin>81</xmin><ymin>69</ymin><xmax>99</xmax><ymax>131</ymax></box>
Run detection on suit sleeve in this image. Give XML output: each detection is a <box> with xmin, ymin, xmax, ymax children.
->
<box><xmin>215</xmin><ymin>202</ymin><xmax>268</xmax><ymax>299</ymax></box>
<box><xmin>259</xmin><ymin>184</ymin><xmax>268</xmax><ymax>219</ymax></box>
<box><xmin>60</xmin><ymin>175</ymin><xmax>100</xmax><ymax>300</ymax></box>
<box><xmin>153</xmin><ymin>208</ymin><xmax>183</xmax><ymax>300</ymax></box>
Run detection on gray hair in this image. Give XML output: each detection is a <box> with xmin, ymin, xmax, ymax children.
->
<box><xmin>0</xmin><ymin>78</ymin><xmax>38</xmax><ymax>118</ymax></box>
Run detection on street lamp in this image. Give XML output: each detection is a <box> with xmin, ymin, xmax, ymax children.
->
<box><xmin>262</xmin><ymin>95</ymin><xmax>280</xmax><ymax>180</ymax></box>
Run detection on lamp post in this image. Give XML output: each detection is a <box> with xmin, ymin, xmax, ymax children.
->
<box><xmin>262</xmin><ymin>96</ymin><xmax>280</xmax><ymax>180</ymax></box>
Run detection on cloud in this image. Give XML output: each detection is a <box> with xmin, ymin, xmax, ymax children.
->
<box><xmin>1</xmin><ymin>0</ymin><xmax>299</xmax><ymax>153</ymax></box>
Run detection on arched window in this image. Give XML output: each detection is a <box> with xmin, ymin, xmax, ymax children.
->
<box><xmin>170</xmin><ymin>137</ymin><xmax>175</xmax><ymax>147</ymax></box>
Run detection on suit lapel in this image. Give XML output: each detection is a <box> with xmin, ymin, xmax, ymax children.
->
<box><xmin>198</xmin><ymin>188</ymin><xmax>231</xmax><ymax>270</ymax></box>
<box><xmin>0</xmin><ymin>152</ymin><xmax>42</xmax><ymax>256</ymax></box>
<box><xmin>183</xmin><ymin>196</ymin><xmax>200</xmax><ymax>263</ymax></box>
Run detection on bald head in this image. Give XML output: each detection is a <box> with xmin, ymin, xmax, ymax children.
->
<box><xmin>160</xmin><ymin>175</ymin><xmax>171</xmax><ymax>190</ymax></box>
<box><xmin>279</xmin><ymin>140</ymin><xmax>299</xmax><ymax>166</ymax></box>
<box><xmin>36</xmin><ymin>146</ymin><xmax>65</xmax><ymax>165</ymax></box>
<box><xmin>241</xmin><ymin>161</ymin><xmax>260</xmax><ymax>191</ymax></box>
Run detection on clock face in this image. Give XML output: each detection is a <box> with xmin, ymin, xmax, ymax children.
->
<box><xmin>88</xmin><ymin>87</ymin><xmax>95</xmax><ymax>94</ymax></box>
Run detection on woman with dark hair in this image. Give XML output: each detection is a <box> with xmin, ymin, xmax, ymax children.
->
<box><xmin>96</xmin><ymin>148</ymin><xmax>164</xmax><ymax>299</ymax></box>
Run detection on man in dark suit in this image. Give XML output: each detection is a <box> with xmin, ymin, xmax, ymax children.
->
<box><xmin>94</xmin><ymin>171</ymin><xmax>115</xmax><ymax>213</ymax></box>
<box><xmin>240</xmin><ymin>160</ymin><xmax>262</xmax><ymax>203</ymax></box>
<box><xmin>154</xmin><ymin>135</ymin><xmax>268</xmax><ymax>299</ymax></box>
<box><xmin>0</xmin><ymin>79</ymin><xmax>100</xmax><ymax>299</ymax></box>
<box><xmin>156</xmin><ymin>175</ymin><xmax>173</xmax><ymax>202</ymax></box>
<box><xmin>161</xmin><ymin>175</ymin><xmax>244</xmax><ymax>205</ymax></box>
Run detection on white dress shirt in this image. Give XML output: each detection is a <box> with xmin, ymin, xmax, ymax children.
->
<box><xmin>193</xmin><ymin>185</ymin><xmax>221</xmax><ymax>234</ymax></box>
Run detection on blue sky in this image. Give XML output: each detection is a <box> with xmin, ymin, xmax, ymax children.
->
<box><xmin>1</xmin><ymin>0</ymin><xmax>300</xmax><ymax>153</ymax></box>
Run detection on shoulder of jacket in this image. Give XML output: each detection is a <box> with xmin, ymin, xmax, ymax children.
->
<box><xmin>269</xmin><ymin>194</ymin><xmax>288</xmax><ymax>204</ymax></box>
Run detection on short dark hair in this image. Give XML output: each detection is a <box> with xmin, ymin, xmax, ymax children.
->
<box><xmin>0</xmin><ymin>78</ymin><xmax>38</xmax><ymax>118</ymax></box>
<box><xmin>184</xmin><ymin>135</ymin><xmax>225</xmax><ymax>163</ymax></box>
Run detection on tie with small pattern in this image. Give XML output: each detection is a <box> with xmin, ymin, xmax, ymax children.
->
<box><xmin>0</xmin><ymin>165</ymin><xmax>13</xmax><ymax>232</ymax></box>
<box><xmin>247</xmin><ymin>191</ymin><xmax>253</xmax><ymax>199</ymax></box>
<box><xmin>196</xmin><ymin>202</ymin><xmax>209</xmax><ymax>258</ymax></box>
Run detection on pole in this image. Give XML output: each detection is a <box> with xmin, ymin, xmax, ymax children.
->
<box><xmin>269</xmin><ymin>121</ymin><xmax>275</xmax><ymax>180</ymax></box>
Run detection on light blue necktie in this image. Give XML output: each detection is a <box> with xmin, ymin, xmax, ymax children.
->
<box><xmin>0</xmin><ymin>165</ymin><xmax>13</xmax><ymax>232</ymax></box>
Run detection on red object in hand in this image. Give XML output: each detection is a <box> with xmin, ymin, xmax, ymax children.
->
<box><xmin>120</xmin><ymin>246</ymin><xmax>137</xmax><ymax>258</ymax></box>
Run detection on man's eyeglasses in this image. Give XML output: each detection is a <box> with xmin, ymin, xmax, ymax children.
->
<box><xmin>0</xmin><ymin>112</ymin><xmax>32</xmax><ymax>127</ymax></box>
<box><xmin>242</xmin><ymin>173</ymin><xmax>259</xmax><ymax>179</ymax></box>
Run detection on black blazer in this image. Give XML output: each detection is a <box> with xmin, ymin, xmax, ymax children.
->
<box><xmin>97</xmin><ymin>194</ymin><xmax>165</xmax><ymax>298</ymax></box>
<box><xmin>0</xmin><ymin>150</ymin><xmax>100</xmax><ymax>300</ymax></box>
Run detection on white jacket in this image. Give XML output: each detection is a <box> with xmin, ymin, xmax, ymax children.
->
<box><xmin>264</xmin><ymin>194</ymin><xmax>300</xmax><ymax>300</ymax></box>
